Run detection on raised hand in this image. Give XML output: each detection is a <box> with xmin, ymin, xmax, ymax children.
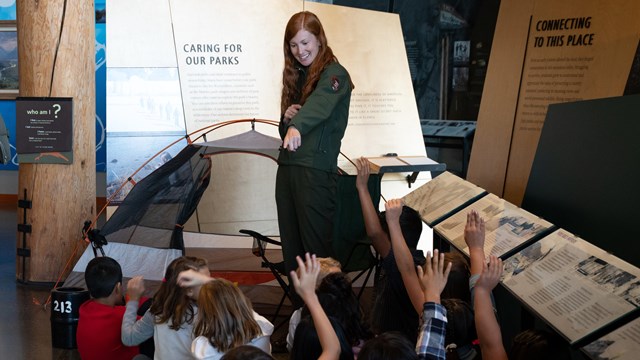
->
<box><xmin>384</xmin><ymin>198</ymin><xmax>404</xmax><ymax>225</ymax></box>
<box><xmin>176</xmin><ymin>269</ymin><xmax>211</xmax><ymax>288</ymax></box>
<box><xmin>476</xmin><ymin>256</ymin><xmax>503</xmax><ymax>292</ymax></box>
<box><xmin>126</xmin><ymin>275</ymin><xmax>145</xmax><ymax>301</ymax></box>
<box><xmin>355</xmin><ymin>157</ymin><xmax>371</xmax><ymax>191</ymax></box>
<box><xmin>290</xmin><ymin>253</ymin><xmax>320</xmax><ymax>302</ymax></box>
<box><xmin>464</xmin><ymin>210</ymin><xmax>485</xmax><ymax>250</ymax></box>
<box><xmin>417</xmin><ymin>249</ymin><xmax>452</xmax><ymax>303</ymax></box>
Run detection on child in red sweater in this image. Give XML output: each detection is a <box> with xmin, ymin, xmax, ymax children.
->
<box><xmin>76</xmin><ymin>256</ymin><xmax>139</xmax><ymax>360</ymax></box>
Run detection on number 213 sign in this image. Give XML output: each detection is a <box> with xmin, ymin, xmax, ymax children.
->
<box><xmin>53</xmin><ymin>300</ymin><xmax>72</xmax><ymax>314</ymax></box>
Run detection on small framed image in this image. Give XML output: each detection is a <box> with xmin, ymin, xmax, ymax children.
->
<box><xmin>0</xmin><ymin>21</ymin><xmax>17</xmax><ymax>99</ymax></box>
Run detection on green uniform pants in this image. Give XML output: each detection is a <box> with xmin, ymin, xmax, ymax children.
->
<box><xmin>275</xmin><ymin>165</ymin><xmax>337</xmax><ymax>274</ymax></box>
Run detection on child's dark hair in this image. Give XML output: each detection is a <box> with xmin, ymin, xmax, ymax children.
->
<box><xmin>379</xmin><ymin>205</ymin><xmax>423</xmax><ymax>249</ymax></box>
<box><xmin>441</xmin><ymin>298</ymin><xmax>477</xmax><ymax>359</ymax></box>
<box><xmin>290</xmin><ymin>315</ymin><xmax>354</xmax><ymax>360</ymax></box>
<box><xmin>509</xmin><ymin>329</ymin><xmax>570</xmax><ymax>360</ymax></box>
<box><xmin>312</xmin><ymin>272</ymin><xmax>373</xmax><ymax>346</ymax></box>
<box><xmin>221</xmin><ymin>345</ymin><xmax>275</xmax><ymax>360</ymax></box>
<box><xmin>84</xmin><ymin>256</ymin><xmax>123</xmax><ymax>299</ymax></box>
<box><xmin>441</xmin><ymin>251</ymin><xmax>471</xmax><ymax>302</ymax></box>
<box><xmin>358</xmin><ymin>331</ymin><xmax>419</xmax><ymax>360</ymax></box>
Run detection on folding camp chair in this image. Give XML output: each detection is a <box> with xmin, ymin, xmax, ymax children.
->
<box><xmin>331</xmin><ymin>172</ymin><xmax>382</xmax><ymax>299</ymax></box>
<box><xmin>342</xmin><ymin>240</ymin><xmax>380</xmax><ymax>300</ymax></box>
<box><xmin>239</xmin><ymin>229</ymin><xmax>292</xmax><ymax>331</ymax></box>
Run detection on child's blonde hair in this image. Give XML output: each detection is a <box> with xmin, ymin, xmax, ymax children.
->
<box><xmin>194</xmin><ymin>278</ymin><xmax>262</xmax><ymax>352</ymax></box>
<box><xmin>317</xmin><ymin>257</ymin><xmax>342</xmax><ymax>285</ymax></box>
<box><xmin>295</xmin><ymin>256</ymin><xmax>342</xmax><ymax>288</ymax></box>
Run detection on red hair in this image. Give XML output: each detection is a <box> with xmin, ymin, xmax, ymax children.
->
<box><xmin>281</xmin><ymin>11</ymin><xmax>349</xmax><ymax>114</ymax></box>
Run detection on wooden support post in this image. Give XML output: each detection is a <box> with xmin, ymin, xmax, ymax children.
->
<box><xmin>16</xmin><ymin>0</ymin><xmax>95</xmax><ymax>283</ymax></box>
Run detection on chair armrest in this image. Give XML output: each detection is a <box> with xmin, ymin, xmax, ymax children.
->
<box><xmin>239</xmin><ymin>229</ymin><xmax>282</xmax><ymax>247</ymax></box>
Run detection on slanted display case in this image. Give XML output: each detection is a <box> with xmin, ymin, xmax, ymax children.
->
<box><xmin>502</xmin><ymin>229</ymin><xmax>640</xmax><ymax>346</ymax></box>
<box><xmin>582</xmin><ymin>316</ymin><xmax>640</xmax><ymax>360</ymax></box>
<box><xmin>434</xmin><ymin>193</ymin><xmax>554</xmax><ymax>259</ymax></box>
<box><xmin>402</xmin><ymin>171</ymin><xmax>486</xmax><ymax>226</ymax></box>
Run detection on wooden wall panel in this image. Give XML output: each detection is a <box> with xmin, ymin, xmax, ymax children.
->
<box><xmin>466</xmin><ymin>0</ymin><xmax>535</xmax><ymax>196</ymax></box>
<box><xmin>469</xmin><ymin>0</ymin><xmax>640</xmax><ymax>205</ymax></box>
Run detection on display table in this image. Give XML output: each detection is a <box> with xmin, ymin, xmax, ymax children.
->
<box><xmin>421</xmin><ymin>120</ymin><xmax>476</xmax><ymax>177</ymax></box>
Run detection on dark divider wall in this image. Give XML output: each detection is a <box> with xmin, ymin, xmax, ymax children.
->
<box><xmin>522</xmin><ymin>94</ymin><xmax>640</xmax><ymax>268</ymax></box>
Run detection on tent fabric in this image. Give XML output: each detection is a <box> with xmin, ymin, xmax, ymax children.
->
<box><xmin>101</xmin><ymin>144</ymin><xmax>212</xmax><ymax>249</ymax></box>
<box><xmin>199</xmin><ymin>129</ymin><xmax>282</xmax><ymax>160</ymax></box>
<box><xmin>100</xmin><ymin>129</ymin><xmax>281</xmax><ymax>250</ymax></box>
<box><xmin>90</xmin><ymin>128</ymin><xmax>377</xmax><ymax>274</ymax></box>
<box><xmin>64</xmin><ymin>242</ymin><xmax>183</xmax><ymax>292</ymax></box>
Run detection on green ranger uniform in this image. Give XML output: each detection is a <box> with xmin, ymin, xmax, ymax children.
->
<box><xmin>276</xmin><ymin>61</ymin><xmax>352</xmax><ymax>274</ymax></box>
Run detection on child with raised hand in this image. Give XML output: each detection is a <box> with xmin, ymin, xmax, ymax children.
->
<box><xmin>464</xmin><ymin>210</ymin><xmax>486</xmax><ymax>291</ymax></box>
<box><xmin>286</xmin><ymin>257</ymin><xmax>342</xmax><ymax>352</ymax></box>
<box><xmin>356</xmin><ymin>157</ymin><xmax>426</xmax><ymax>341</ymax></box>
<box><xmin>473</xmin><ymin>256</ymin><xmax>507</xmax><ymax>360</ymax></box>
<box><xmin>385</xmin><ymin>198</ymin><xmax>428</xmax><ymax>315</ymax></box>
<box><xmin>76</xmin><ymin>256</ymin><xmax>140</xmax><ymax>360</ymax></box>
<box><xmin>148</xmin><ymin>257</ymin><xmax>203</xmax><ymax>359</ymax></box>
<box><xmin>415</xmin><ymin>249</ymin><xmax>452</xmax><ymax>360</ymax></box>
<box><xmin>120</xmin><ymin>274</ymin><xmax>154</xmax><ymax>358</ymax></box>
<box><xmin>290</xmin><ymin>253</ymin><xmax>342</xmax><ymax>360</ymax></box>
<box><xmin>121</xmin><ymin>256</ymin><xmax>210</xmax><ymax>358</ymax></box>
<box><xmin>358</xmin><ymin>249</ymin><xmax>451</xmax><ymax>360</ymax></box>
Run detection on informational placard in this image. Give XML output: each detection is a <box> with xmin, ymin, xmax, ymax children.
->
<box><xmin>582</xmin><ymin>316</ymin><xmax>640</xmax><ymax>360</ymax></box>
<box><xmin>503</xmin><ymin>229</ymin><xmax>640</xmax><ymax>345</ymax></box>
<box><xmin>434</xmin><ymin>193</ymin><xmax>553</xmax><ymax>259</ymax></box>
<box><xmin>467</xmin><ymin>0</ymin><xmax>640</xmax><ymax>204</ymax></box>
<box><xmin>402</xmin><ymin>171</ymin><xmax>486</xmax><ymax>226</ymax></box>
<box><xmin>15</xmin><ymin>97</ymin><xmax>73</xmax><ymax>164</ymax></box>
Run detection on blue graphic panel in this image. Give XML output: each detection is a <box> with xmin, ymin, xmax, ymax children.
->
<box><xmin>95</xmin><ymin>22</ymin><xmax>107</xmax><ymax>172</ymax></box>
<box><xmin>0</xmin><ymin>1</ymin><xmax>16</xmax><ymax>21</ymax></box>
<box><xmin>0</xmin><ymin>99</ymin><xmax>17</xmax><ymax>170</ymax></box>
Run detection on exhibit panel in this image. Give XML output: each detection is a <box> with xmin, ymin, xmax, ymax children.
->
<box><xmin>402</xmin><ymin>171</ymin><xmax>486</xmax><ymax>226</ymax></box>
<box><xmin>582</xmin><ymin>316</ymin><xmax>640</xmax><ymax>360</ymax></box>
<box><xmin>434</xmin><ymin>192</ymin><xmax>553</xmax><ymax>259</ymax></box>
<box><xmin>467</xmin><ymin>0</ymin><xmax>640</xmax><ymax>204</ymax></box>
<box><xmin>502</xmin><ymin>229</ymin><xmax>640</xmax><ymax>345</ymax></box>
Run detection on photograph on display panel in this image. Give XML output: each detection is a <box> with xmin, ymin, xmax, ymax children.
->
<box><xmin>434</xmin><ymin>192</ymin><xmax>554</xmax><ymax>259</ymax></box>
<box><xmin>502</xmin><ymin>229</ymin><xmax>640</xmax><ymax>345</ymax></box>
<box><xmin>582</xmin><ymin>316</ymin><xmax>640</xmax><ymax>360</ymax></box>
<box><xmin>0</xmin><ymin>21</ymin><xmax>17</xmax><ymax>99</ymax></box>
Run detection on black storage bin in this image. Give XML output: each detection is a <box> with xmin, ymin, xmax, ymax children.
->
<box><xmin>50</xmin><ymin>287</ymin><xmax>90</xmax><ymax>349</ymax></box>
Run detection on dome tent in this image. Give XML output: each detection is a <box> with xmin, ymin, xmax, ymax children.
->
<box><xmin>63</xmin><ymin>119</ymin><xmax>378</xmax><ymax>293</ymax></box>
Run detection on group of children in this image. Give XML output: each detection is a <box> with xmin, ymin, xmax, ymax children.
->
<box><xmin>73</xmin><ymin>157</ymin><xmax>571</xmax><ymax>359</ymax></box>
<box><xmin>76</xmin><ymin>255</ymin><xmax>273</xmax><ymax>360</ymax></box>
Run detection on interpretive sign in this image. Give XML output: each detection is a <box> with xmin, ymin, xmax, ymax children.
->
<box><xmin>434</xmin><ymin>193</ymin><xmax>554</xmax><ymax>259</ymax></box>
<box><xmin>503</xmin><ymin>229</ymin><xmax>640</xmax><ymax>345</ymax></box>
<box><xmin>582</xmin><ymin>316</ymin><xmax>640</xmax><ymax>360</ymax></box>
<box><xmin>403</xmin><ymin>171</ymin><xmax>486</xmax><ymax>226</ymax></box>
<box><xmin>15</xmin><ymin>97</ymin><xmax>73</xmax><ymax>164</ymax></box>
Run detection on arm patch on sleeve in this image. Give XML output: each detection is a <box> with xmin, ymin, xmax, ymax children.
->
<box><xmin>330</xmin><ymin>76</ymin><xmax>341</xmax><ymax>92</ymax></box>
